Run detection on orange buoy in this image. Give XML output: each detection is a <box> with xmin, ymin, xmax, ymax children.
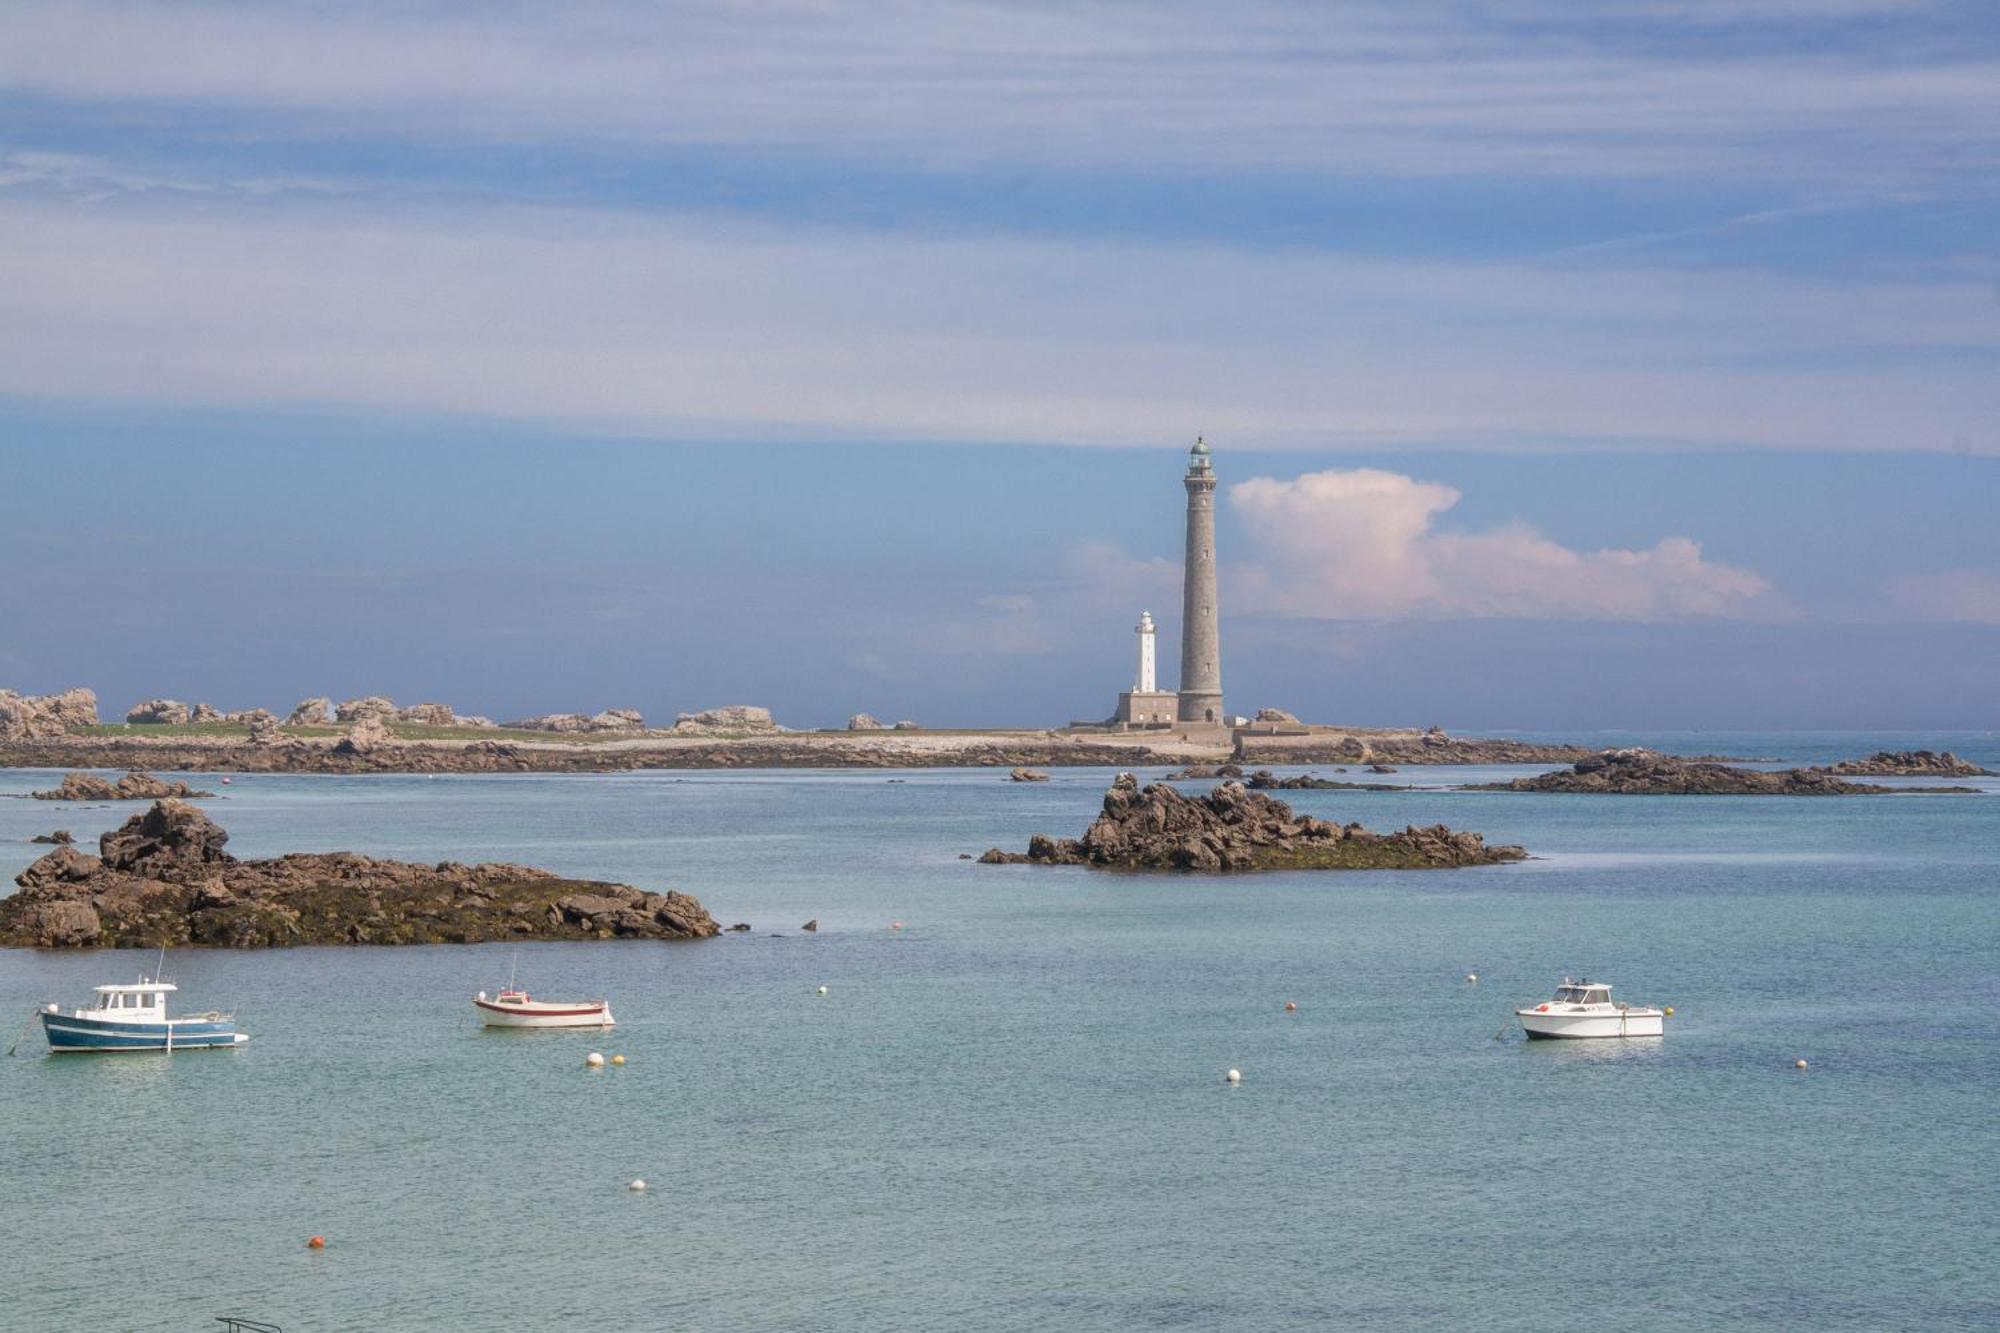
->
<box><xmin>306</xmin><ymin>1236</ymin><xmax>326</xmax><ymax>1249</ymax></box>
<box><xmin>1283</xmin><ymin>1001</ymin><xmax>1298</xmax><ymax>1012</ymax></box>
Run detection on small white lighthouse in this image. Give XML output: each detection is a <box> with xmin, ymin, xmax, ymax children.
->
<box><xmin>1114</xmin><ymin>608</ymin><xmax>1177</xmax><ymax>727</ymax></box>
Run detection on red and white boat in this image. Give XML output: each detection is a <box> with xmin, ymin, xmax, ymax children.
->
<box><xmin>473</xmin><ymin>987</ymin><xmax>615</xmax><ymax>1029</ymax></box>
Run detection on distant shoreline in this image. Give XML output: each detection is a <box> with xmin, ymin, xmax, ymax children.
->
<box><xmin>0</xmin><ymin>722</ymin><xmax>1620</xmax><ymax>775</ymax></box>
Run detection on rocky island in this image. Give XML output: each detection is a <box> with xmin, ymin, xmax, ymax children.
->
<box><xmin>1473</xmin><ymin>749</ymin><xmax>1981</xmax><ymax>795</ymax></box>
<box><xmin>0</xmin><ymin>800</ymin><xmax>721</xmax><ymax>949</ymax></box>
<box><xmin>977</xmin><ymin>773</ymin><xmax>1526</xmax><ymax>872</ymax></box>
<box><xmin>1816</xmin><ymin>750</ymin><xmax>1994</xmax><ymax>777</ymax></box>
<box><xmin>29</xmin><ymin>771</ymin><xmax>215</xmax><ymax>801</ymax></box>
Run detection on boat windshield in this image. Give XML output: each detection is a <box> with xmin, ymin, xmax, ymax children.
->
<box><xmin>1583</xmin><ymin>989</ymin><xmax>1610</xmax><ymax>1004</ymax></box>
<box><xmin>1554</xmin><ymin>986</ymin><xmax>1587</xmax><ymax>1002</ymax></box>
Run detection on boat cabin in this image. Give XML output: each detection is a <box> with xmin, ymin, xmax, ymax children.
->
<box><xmin>1551</xmin><ymin>982</ymin><xmax>1612</xmax><ymax>1006</ymax></box>
<box><xmin>81</xmin><ymin>982</ymin><xmax>176</xmax><ymax>1019</ymax></box>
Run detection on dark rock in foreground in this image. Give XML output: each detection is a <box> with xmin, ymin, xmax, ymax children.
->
<box><xmin>978</xmin><ymin>773</ymin><xmax>1526</xmax><ymax>872</ymax></box>
<box><xmin>31</xmin><ymin>771</ymin><xmax>215</xmax><ymax>801</ymax></box>
<box><xmin>1474</xmin><ymin>748</ymin><xmax>1980</xmax><ymax>795</ymax></box>
<box><xmin>1816</xmin><ymin>750</ymin><xmax>1993</xmax><ymax>777</ymax></box>
<box><xmin>0</xmin><ymin>800</ymin><xmax>720</xmax><ymax>949</ymax></box>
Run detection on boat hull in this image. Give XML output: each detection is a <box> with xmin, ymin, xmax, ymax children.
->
<box><xmin>1517</xmin><ymin>1009</ymin><xmax>1664</xmax><ymax>1039</ymax></box>
<box><xmin>473</xmin><ymin>999</ymin><xmax>614</xmax><ymax>1029</ymax></box>
<box><xmin>41</xmin><ymin>1012</ymin><xmax>248</xmax><ymax>1053</ymax></box>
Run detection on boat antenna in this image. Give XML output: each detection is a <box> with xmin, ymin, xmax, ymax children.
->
<box><xmin>507</xmin><ymin>949</ymin><xmax>519</xmax><ymax>992</ymax></box>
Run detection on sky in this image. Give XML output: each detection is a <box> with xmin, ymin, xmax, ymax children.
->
<box><xmin>1</xmin><ymin>1</ymin><xmax>1996</xmax><ymax>730</ymax></box>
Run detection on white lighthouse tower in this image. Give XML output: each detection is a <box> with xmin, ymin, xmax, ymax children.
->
<box><xmin>1135</xmin><ymin>610</ymin><xmax>1158</xmax><ymax>693</ymax></box>
<box><xmin>1115</xmin><ymin>608</ymin><xmax>1177</xmax><ymax>727</ymax></box>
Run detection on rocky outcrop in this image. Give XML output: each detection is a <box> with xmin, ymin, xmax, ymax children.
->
<box><xmin>847</xmin><ymin>713</ymin><xmax>886</xmax><ymax>731</ymax></box>
<box><xmin>287</xmin><ymin>697</ymin><xmax>335</xmax><ymax>726</ymax></box>
<box><xmin>1009</xmin><ymin>768</ymin><xmax>1050</xmax><ymax>782</ymax></box>
<box><xmin>1816</xmin><ymin>750</ymin><xmax>1994</xmax><ymax>777</ymax></box>
<box><xmin>977</xmin><ymin>773</ymin><xmax>1526</xmax><ymax>872</ymax></box>
<box><xmin>0</xmin><ymin>800</ymin><xmax>721</xmax><ymax>949</ymax></box>
<box><xmin>126</xmin><ymin>699</ymin><xmax>192</xmax><ymax>725</ymax></box>
<box><xmin>514</xmin><ymin>708</ymin><xmax>649</xmax><ymax>733</ymax></box>
<box><xmin>247</xmin><ymin>715</ymin><xmax>287</xmax><ymax>746</ymax></box>
<box><xmin>1473</xmin><ymin>748</ymin><xmax>1978</xmax><ymax>795</ymax></box>
<box><xmin>893</xmin><ymin>720</ymin><xmax>921</xmax><ymax>731</ymax></box>
<box><xmin>669</xmin><ymin>706</ymin><xmax>773</xmax><ymax>733</ymax></box>
<box><xmin>1165</xmin><ymin>763</ymin><xmax>1244</xmax><ymax>780</ymax></box>
<box><xmin>0</xmin><ymin>687</ymin><xmax>98</xmax><ymax>740</ymax></box>
<box><xmin>334</xmin><ymin>716</ymin><xmax>395</xmax><ymax>755</ymax></box>
<box><xmin>30</xmin><ymin>830</ymin><xmax>73</xmax><ymax>845</ymax></box>
<box><xmin>1253</xmin><ymin>708</ymin><xmax>1300</xmax><ymax>724</ymax></box>
<box><xmin>190</xmin><ymin>703</ymin><xmax>224</xmax><ymax>723</ymax></box>
<box><xmin>30</xmin><ymin>771</ymin><xmax>216</xmax><ymax>801</ymax></box>
<box><xmin>396</xmin><ymin>703</ymin><xmax>457</xmax><ymax>727</ymax></box>
<box><xmin>335</xmin><ymin>696</ymin><xmax>400</xmax><ymax>724</ymax></box>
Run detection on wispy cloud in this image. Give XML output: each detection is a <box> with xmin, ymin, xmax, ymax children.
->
<box><xmin>2</xmin><ymin>2</ymin><xmax>1996</xmax><ymax>186</ymax></box>
<box><xmin>1227</xmin><ymin>467</ymin><xmax>1783</xmax><ymax>621</ymax></box>
<box><xmin>0</xmin><ymin>192</ymin><xmax>1992</xmax><ymax>452</ymax></box>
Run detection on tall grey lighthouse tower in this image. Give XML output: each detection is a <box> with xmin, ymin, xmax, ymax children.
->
<box><xmin>1176</xmin><ymin>437</ymin><xmax>1224</xmax><ymax>724</ymax></box>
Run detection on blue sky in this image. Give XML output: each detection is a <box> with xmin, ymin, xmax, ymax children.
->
<box><xmin>1</xmin><ymin>1</ymin><xmax>1996</xmax><ymax>728</ymax></box>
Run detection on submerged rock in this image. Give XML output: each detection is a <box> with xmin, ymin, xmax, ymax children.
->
<box><xmin>1009</xmin><ymin>768</ymin><xmax>1051</xmax><ymax>782</ymax></box>
<box><xmin>1164</xmin><ymin>763</ymin><xmax>1244</xmax><ymax>781</ymax></box>
<box><xmin>0</xmin><ymin>800</ymin><xmax>721</xmax><ymax>949</ymax></box>
<box><xmin>30</xmin><ymin>830</ymin><xmax>73</xmax><ymax>845</ymax></box>
<box><xmin>977</xmin><ymin>773</ymin><xmax>1526</xmax><ymax>872</ymax></box>
<box><xmin>1243</xmin><ymin>769</ymin><xmax>1403</xmax><ymax>792</ymax></box>
<box><xmin>30</xmin><ymin>771</ymin><xmax>215</xmax><ymax>801</ymax></box>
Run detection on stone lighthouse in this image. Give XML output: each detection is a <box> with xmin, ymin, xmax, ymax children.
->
<box><xmin>1176</xmin><ymin>437</ymin><xmax>1224</xmax><ymax>724</ymax></box>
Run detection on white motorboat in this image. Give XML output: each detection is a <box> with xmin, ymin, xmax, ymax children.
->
<box><xmin>1516</xmin><ymin>979</ymin><xmax>1665</xmax><ymax>1040</ymax></box>
<box><xmin>473</xmin><ymin>987</ymin><xmax>614</xmax><ymax>1029</ymax></box>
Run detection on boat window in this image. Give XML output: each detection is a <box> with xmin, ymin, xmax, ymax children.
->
<box><xmin>1554</xmin><ymin>987</ymin><xmax>1582</xmax><ymax>1002</ymax></box>
<box><xmin>1585</xmin><ymin>989</ymin><xmax>1609</xmax><ymax>1004</ymax></box>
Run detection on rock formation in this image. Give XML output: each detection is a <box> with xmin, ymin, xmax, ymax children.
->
<box><xmin>0</xmin><ymin>687</ymin><xmax>98</xmax><ymax>740</ymax></box>
<box><xmin>287</xmin><ymin>697</ymin><xmax>335</xmax><ymax>726</ymax></box>
<box><xmin>30</xmin><ymin>771</ymin><xmax>216</xmax><ymax>801</ymax></box>
<box><xmin>334</xmin><ymin>716</ymin><xmax>395</xmax><ymax>754</ymax></box>
<box><xmin>977</xmin><ymin>773</ymin><xmax>1526</xmax><ymax>872</ymax></box>
<box><xmin>513</xmin><ymin>708</ymin><xmax>649</xmax><ymax>733</ymax></box>
<box><xmin>225</xmin><ymin>708</ymin><xmax>278</xmax><ymax>726</ymax></box>
<box><xmin>847</xmin><ymin>713</ymin><xmax>886</xmax><ymax>730</ymax></box>
<box><xmin>335</xmin><ymin>696</ymin><xmax>400</xmax><ymax>723</ymax></box>
<box><xmin>30</xmin><ymin>830</ymin><xmax>73</xmax><ymax>845</ymax></box>
<box><xmin>0</xmin><ymin>800</ymin><xmax>721</xmax><ymax>949</ymax></box>
<box><xmin>669</xmin><ymin>707</ymin><xmax>772</xmax><ymax>733</ymax></box>
<box><xmin>1165</xmin><ymin>763</ymin><xmax>1244</xmax><ymax>780</ymax></box>
<box><xmin>1816</xmin><ymin>750</ymin><xmax>1994</xmax><ymax>777</ymax></box>
<box><xmin>126</xmin><ymin>699</ymin><xmax>192</xmax><ymax>725</ymax></box>
<box><xmin>893</xmin><ymin>720</ymin><xmax>922</xmax><ymax>731</ymax></box>
<box><xmin>247</xmin><ymin>714</ymin><xmax>287</xmax><ymax>746</ymax></box>
<box><xmin>190</xmin><ymin>703</ymin><xmax>224</xmax><ymax>723</ymax></box>
<box><xmin>1009</xmin><ymin>768</ymin><xmax>1050</xmax><ymax>782</ymax></box>
<box><xmin>1474</xmin><ymin>748</ymin><xmax>1978</xmax><ymax>795</ymax></box>
<box><xmin>1253</xmin><ymin>708</ymin><xmax>1300</xmax><ymax>723</ymax></box>
<box><xmin>396</xmin><ymin>702</ymin><xmax>458</xmax><ymax>726</ymax></box>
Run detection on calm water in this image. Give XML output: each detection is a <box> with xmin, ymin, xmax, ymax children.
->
<box><xmin>2</xmin><ymin>732</ymin><xmax>1996</xmax><ymax>1331</ymax></box>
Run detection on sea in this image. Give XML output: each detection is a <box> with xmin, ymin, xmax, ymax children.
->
<box><xmin>1</xmin><ymin>731</ymin><xmax>1995</xmax><ymax>1332</ymax></box>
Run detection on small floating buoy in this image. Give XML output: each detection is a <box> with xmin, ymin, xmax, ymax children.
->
<box><xmin>1794</xmin><ymin>1058</ymin><xmax>1809</xmax><ymax>1070</ymax></box>
<box><xmin>306</xmin><ymin>1236</ymin><xmax>326</xmax><ymax>1249</ymax></box>
<box><xmin>1465</xmin><ymin>973</ymin><xmax>1478</xmax><ymax>984</ymax></box>
<box><xmin>610</xmin><ymin>1054</ymin><xmax>625</xmax><ymax>1066</ymax></box>
<box><xmin>585</xmin><ymin>1051</ymin><xmax>605</xmax><ymax>1068</ymax></box>
<box><xmin>1663</xmin><ymin>1006</ymin><xmax>1674</xmax><ymax>1016</ymax></box>
<box><xmin>627</xmin><ymin>1179</ymin><xmax>647</xmax><ymax>1192</ymax></box>
<box><xmin>220</xmin><ymin>777</ymin><xmax>233</xmax><ymax>785</ymax></box>
<box><xmin>890</xmin><ymin>921</ymin><xmax>904</xmax><ymax>931</ymax></box>
<box><xmin>1283</xmin><ymin>1001</ymin><xmax>1297</xmax><ymax>1013</ymax></box>
<box><xmin>816</xmin><ymin>986</ymin><xmax>828</xmax><ymax>996</ymax></box>
<box><xmin>1225</xmin><ymin>1068</ymin><xmax>1242</xmax><ymax>1084</ymax></box>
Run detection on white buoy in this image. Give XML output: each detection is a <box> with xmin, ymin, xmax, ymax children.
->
<box><xmin>1465</xmin><ymin>973</ymin><xmax>1478</xmax><ymax>983</ymax></box>
<box><xmin>1794</xmin><ymin>1058</ymin><xmax>1809</xmax><ymax>1070</ymax></box>
<box><xmin>817</xmin><ymin>986</ymin><xmax>828</xmax><ymax>995</ymax></box>
<box><xmin>585</xmin><ymin>1051</ymin><xmax>605</xmax><ymax>1068</ymax></box>
<box><xmin>627</xmin><ymin>1179</ymin><xmax>647</xmax><ymax>1192</ymax></box>
<box><xmin>1225</xmin><ymin>1068</ymin><xmax>1242</xmax><ymax>1084</ymax></box>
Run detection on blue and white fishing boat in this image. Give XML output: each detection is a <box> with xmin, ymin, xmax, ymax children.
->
<box><xmin>39</xmin><ymin>980</ymin><xmax>248</xmax><ymax>1053</ymax></box>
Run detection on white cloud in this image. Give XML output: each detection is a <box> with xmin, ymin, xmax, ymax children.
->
<box><xmin>1228</xmin><ymin>468</ymin><xmax>1779</xmax><ymax>621</ymax></box>
<box><xmin>0</xmin><ymin>194</ymin><xmax>1993</xmax><ymax>453</ymax></box>
<box><xmin>1</xmin><ymin>2</ymin><xmax>1993</xmax><ymax>186</ymax></box>
<box><xmin>1884</xmin><ymin>569</ymin><xmax>2000</xmax><ymax>624</ymax></box>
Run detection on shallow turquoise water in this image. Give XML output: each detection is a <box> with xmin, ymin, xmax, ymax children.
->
<box><xmin>1</xmin><ymin>733</ymin><xmax>1996</xmax><ymax>1331</ymax></box>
